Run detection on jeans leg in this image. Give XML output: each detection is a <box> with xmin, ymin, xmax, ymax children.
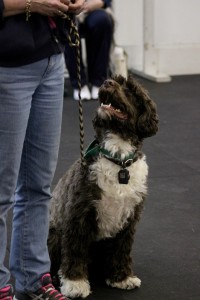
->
<box><xmin>0</xmin><ymin>65</ymin><xmax>34</xmax><ymax>289</ymax></box>
<box><xmin>8</xmin><ymin>54</ymin><xmax>64</xmax><ymax>292</ymax></box>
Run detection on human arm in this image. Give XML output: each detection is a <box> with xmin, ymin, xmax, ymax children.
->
<box><xmin>0</xmin><ymin>0</ymin><xmax>24</xmax><ymax>17</ymax></box>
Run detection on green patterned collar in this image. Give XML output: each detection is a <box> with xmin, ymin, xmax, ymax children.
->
<box><xmin>84</xmin><ymin>139</ymin><xmax>138</xmax><ymax>168</ymax></box>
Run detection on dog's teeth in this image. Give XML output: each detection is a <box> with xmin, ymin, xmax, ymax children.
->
<box><xmin>101</xmin><ymin>103</ymin><xmax>112</xmax><ymax>108</ymax></box>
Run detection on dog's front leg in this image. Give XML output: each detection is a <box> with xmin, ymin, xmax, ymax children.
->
<box><xmin>59</xmin><ymin>206</ymin><xmax>98</xmax><ymax>299</ymax></box>
<box><xmin>105</xmin><ymin>203</ymin><xmax>144</xmax><ymax>290</ymax></box>
<box><xmin>59</xmin><ymin>234</ymin><xmax>91</xmax><ymax>298</ymax></box>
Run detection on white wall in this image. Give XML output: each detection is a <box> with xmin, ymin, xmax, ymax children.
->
<box><xmin>113</xmin><ymin>0</ymin><xmax>143</xmax><ymax>71</ymax></box>
<box><xmin>113</xmin><ymin>0</ymin><xmax>200</xmax><ymax>80</ymax></box>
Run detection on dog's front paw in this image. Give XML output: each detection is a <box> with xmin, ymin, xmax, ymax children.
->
<box><xmin>106</xmin><ymin>276</ymin><xmax>141</xmax><ymax>290</ymax></box>
<box><xmin>60</xmin><ymin>277</ymin><xmax>91</xmax><ymax>298</ymax></box>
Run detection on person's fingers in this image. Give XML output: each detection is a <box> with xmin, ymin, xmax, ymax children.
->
<box><xmin>68</xmin><ymin>0</ymin><xmax>85</xmax><ymax>12</ymax></box>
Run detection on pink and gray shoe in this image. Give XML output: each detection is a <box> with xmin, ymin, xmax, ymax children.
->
<box><xmin>0</xmin><ymin>285</ymin><xmax>13</xmax><ymax>300</ymax></box>
<box><xmin>14</xmin><ymin>273</ymin><xmax>69</xmax><ymax>300</ymax></box>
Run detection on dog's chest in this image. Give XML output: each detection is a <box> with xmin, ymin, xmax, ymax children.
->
<box><xmin>89</xmin><ymin>155</ymin><xmax>148</xmax><ymax>240</ymax></box>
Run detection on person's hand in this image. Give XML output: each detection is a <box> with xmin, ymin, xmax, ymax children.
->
<box><xmin>81</xmin><ymin>0</ymin><xmax>104</xmax><ymax>13</ymax></box>
<box><xmin>31</xmin><ymin>0</ymin><xmax>85</xmax><ymax>17</ymax></box>
<box><xmin>31</xmin><ymin>0</ymin><xmax>70</xmax><ymax>16</ymax></box>
<box><xmin>68</xmin><ymin>0</ymin><xmax>86</xmax><ymax>14</ymax></box>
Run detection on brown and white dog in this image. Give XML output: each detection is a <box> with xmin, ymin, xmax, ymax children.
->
<box><xmin>48</xmin><ymin>74</ymin><xmax>159</xmax><ymax>298</ymax></box>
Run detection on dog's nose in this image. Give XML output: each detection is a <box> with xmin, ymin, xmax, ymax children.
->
<box><xmin>104</xmin><ymin>79</ymin><xmax>114</xmax><ymax>87</ymax></box>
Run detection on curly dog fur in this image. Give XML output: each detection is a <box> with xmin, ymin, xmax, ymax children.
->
<box><xmin>48</xmin><ymin>74</ymin><xmax>159</xmax><ymax>298</ymax></box>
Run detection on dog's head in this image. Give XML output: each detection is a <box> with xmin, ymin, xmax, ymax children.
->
<box><xmin>93</xmin><ymin>74</ymin><xmax>159</xmax><ymax>144</ymax></box>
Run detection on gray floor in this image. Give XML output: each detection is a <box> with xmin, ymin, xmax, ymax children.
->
<box><xmin>6</xmin><ymin>74</ymin><xmax>200</xmax><ymax>300</ymax></box>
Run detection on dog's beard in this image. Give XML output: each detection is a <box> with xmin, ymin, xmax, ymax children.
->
<box><xmin>93</xmin><ymin>111</ymin><xmax>139</xmax><ymax>145</ymax></box>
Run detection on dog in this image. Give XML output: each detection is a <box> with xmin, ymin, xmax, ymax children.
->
<box><xmin>48</xmin><ymin>74</ymin><xmax>159</xmax><ymax>298</ymax></box>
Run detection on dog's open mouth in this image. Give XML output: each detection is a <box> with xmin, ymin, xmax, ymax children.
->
<box><xmin>100</xmin><ymin>103</ymin><xmax>128</xmax><ymax>120</ymax></box>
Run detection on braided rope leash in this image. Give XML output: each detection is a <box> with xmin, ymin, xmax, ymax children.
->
<box><xmin>64</xmin><ymin>14</ymin><xmax>86</xmax><ymax>167</ymax></box>
<box><xmin>25</xmin><ymin>3</ymin><xmax>86</xmax><ymax>166</ymax></box>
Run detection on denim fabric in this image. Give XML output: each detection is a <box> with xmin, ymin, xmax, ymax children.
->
<box><xmin>0</xmin><ymin>54</ymin><xmax>64</xmax><ymax>291</ymax></box>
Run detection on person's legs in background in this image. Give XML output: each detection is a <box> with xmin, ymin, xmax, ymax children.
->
<box><xmin>65</xmin><ymin>38</ymin><xmax>91</xmax><ymax>100</ymax></box>
<box><xmin>85</xmin><ymin>9</ymin><xmax>114</xmax><ymax>99</ymax></box>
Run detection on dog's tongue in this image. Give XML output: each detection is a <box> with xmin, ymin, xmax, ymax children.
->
<box><xmin>113</xmin><ymin>110</ymin><xmax>128</xmax><ymax>120</ymax></box>
<box><xmin>101</xmin><ymin>104</ymin><xmax>128</xmax><ymax>120</ymax></box>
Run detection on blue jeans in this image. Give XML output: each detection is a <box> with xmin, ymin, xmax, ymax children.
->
<box><xmin>0</xmin><ymin>54</ymin><xmax>64</xmax><ymax>292</ymax></box>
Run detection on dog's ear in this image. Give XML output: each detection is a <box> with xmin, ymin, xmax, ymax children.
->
<box><xmin>127</xmin><ymin>75</ymin><xmax>159</xmax><ymax>138</ymax></box>
<box><xmin>137</xmin><ymin>97</ymin><xmax>159</xmax><ymax>138</ymax></box>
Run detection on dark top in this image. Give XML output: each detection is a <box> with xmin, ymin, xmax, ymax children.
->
<box><xmin>0</xmin><ymin>0</ymin><xmax>112</xmax><ymax>67</ymax></box>
<box><xmin>0</xmin><ymin>0</ymin><xmax>71</xmax><ymax>67</ymax></box>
